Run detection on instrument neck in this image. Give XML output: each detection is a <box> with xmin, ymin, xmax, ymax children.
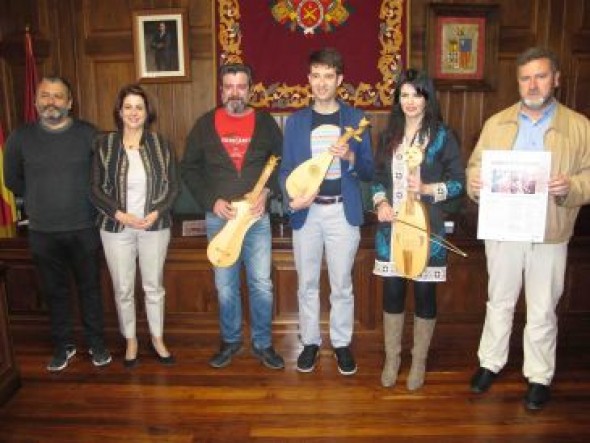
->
<box><xmin>247</xmin><ymin>157</ymin><xmax>277</xmax><ymax>204</ymax></box>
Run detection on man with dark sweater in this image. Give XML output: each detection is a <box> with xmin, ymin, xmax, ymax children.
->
<box><xmin>4</xmin><ymin>76</ymin><xmax>111</xmax><ymax>371</ymax></box>
<box><xmin>181</xmin><ymin>63</ymin><xmax>284</xmax><ymax>370</ymax></box>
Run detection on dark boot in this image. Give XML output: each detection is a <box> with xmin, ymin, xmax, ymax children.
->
<box><xmin>407</xmin><ymin>316</ymin><xmax>436</xmax><ymax>391</ymax></box>
<box><xmin>381</xmin><ymin>312</ymin><xmax>404</xmax><ymax>387</ymax></box>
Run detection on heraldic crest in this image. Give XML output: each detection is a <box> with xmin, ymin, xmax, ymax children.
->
<box><xmin>271</xmin><ymin>0</ymin><xmax>353</xmax><ymax>34</ymax></box>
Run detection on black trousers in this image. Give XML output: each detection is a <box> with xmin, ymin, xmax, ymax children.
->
<box><xmin>382</xmin><ymin>276</ymin><xmax>437</xmax><ymax>319</ymax></box>
<box><xmin>28</xmin><ymin>228</ymin><xmax>105</xmax><ymax>351</ymax></box>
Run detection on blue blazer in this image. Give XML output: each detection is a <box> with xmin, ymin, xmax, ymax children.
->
<box><xmin>279</xmin><ymin>103</ymin><xmax>374</xmax><ymax>230</ymax></box>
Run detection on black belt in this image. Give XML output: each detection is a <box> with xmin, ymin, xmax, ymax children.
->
<box><xmin>314</xmin><ymin>195</ymin><xmax>343</xmax><ymax>205</ymax></box>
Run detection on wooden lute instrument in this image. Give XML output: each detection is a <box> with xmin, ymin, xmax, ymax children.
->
<box><xmin>285</xmin><ymin>117</ymin><xmax>370</xmax><ymax>199</ymax></box>
<box><xmin>207</xmin><ymin>155</ymin><xmax>279</xmax><ymax>268</ymax></box>
<box><xmin>391</xmin><ymin>144</ymin><xmax>430</xmax><ymax>279</ymax></box>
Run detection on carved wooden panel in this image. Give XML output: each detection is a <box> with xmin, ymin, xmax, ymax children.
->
<box><xmin>84</xmin><ymin>0</ymin><xmax>132</xmax><ymax>34</ymax></box>
<box><xmin>564</xmin><ymin>242</ymin><xmax>590</xmax><ymax>312</ymax></box>
<box><xmin>0</xmin><ymin>265</ymin><xmax>21</xmax><ymax>405</ymax></box>
<box><xmin>569</xmin><ymin>56</ymin><xmax>590</xmax><ymax>116</ymax></box>
<box><xmin>4</xmin><ymin>264</ymin><xmax>43</xmax><ymax>312</ymax></box>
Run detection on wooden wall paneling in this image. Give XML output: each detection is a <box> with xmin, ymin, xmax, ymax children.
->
<box><xmin>272</xmin><ymin>251</ymin><xmax>300</xmax><ymax>324</ymax></box>
<box><xmin>365</xmin><ymin>111</ymin><xmax>388</xmax><ymax>152</ymax></box>
<box><xmin>0</xmin><ymin>243</ymin><xmax>41</xmax><ymax>313</ymax></box>
<box><xmin>163</xmin><ymin>247</ymin><xmax>217</xmax><ymax>314</ymax></box>
<box><xmin>92</xmin><ymin>60</ymin><xmax>137</xmax><ymax>130</ymax></box>
<box><xmin>499</xmin><ymin>0</ymin><xmax>541</xmax><ymax>31</ymax></box>
<box><xmin>148</xmin><ymin>83</ymin><xmax>176</xmax><ymax>146</ymax></box>
<box><xmin>0</xmin><ymin>264</ymin><xmax>21</xmax><ymax>406</ymax></box>
<box><xmin>498</xmin><ymin>0</ymin><xmax>540</xmax><ymax>52</ymax></box>
<box><xmin>563</xmin><ymin>241</ymin><xmax>590</xmax><ymax>312</ymax></box>
<box><xmin>353</xmin><ymin>250</ymin><xmax>378</xmax><ymax>330</ymax></box>
<box><xmin>168</xmin><ymin>67</ymin><xmax>214</xmax><ymax>157</ymax></box>
<box><xmin>481</xmin><ymin>55</ymin><xmax>519</xmax><ymax>119</ymax></box>
<box><xmin>187</xmin><ymin>0</ymin><xmax>213</xmax><ymax>35</ymax></box>
<box><xmin>437</xmin><ymin>243</ymin><xmax>488</xmax><ymax>318</ymax></box>
<box><xmin>85</xmin><ymin>0</ymin><xmax>133</xmax><ymax>33</ymax></box>
<box><xmin>98</xmin><ymin>265</ymin><xmax>118</xmax><ymax>315</ymax></box>
<box><xmin>5</xmin><ymin>264</ymin><xmax>43</xmax><ymax>312</ymax></box>
<box><xmin>565</xmin><ymin>1</ymin><xmax>590</xmax><ymax>116</ymax></box>
<box><xmin>568</xmin><ymin>55</ymin><xmax>590</xmax><ymax>117</ymax></box>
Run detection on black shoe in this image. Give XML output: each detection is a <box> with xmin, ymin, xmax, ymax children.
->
<box><xmin>209</xmin><ymin>342</ymin><xmax>243</xmax><ymax>368</ymax></box>
<box><xmin>150</xmin><ymin>343</ymin><xmax>176</xmax><ymax>366</ymax></box>
<box><xmin>297</xmin><ymin>345</ymin><xmax>320</xmax><ymax>373</ymax></box>
<box><xmin>252</xmin><ymin>346</ymin><xmax>285</xmax><ymax>370</ymax></box>
<box><xmin>89</xmin><ymin>346</ymin><xmax>112</xmax><ymax>367</ymax></box>
<box><xmin>46</xmin><ymin>344</ymin><xmax>76</xmax><ymax>372</ymax></box>
<box><xmin>470</xmin><ymin>367</ymin><xmax>497</xmax><ymax>393</ymax></box>
<box><xmin>334</xmin><ymin>346</ymin><xmax>357</xmax><ymax>375</ymax></box>
<box><xmin>524</xmin><ymin>383</ymin><xmax>550</xmax><ymax>410</ymax></box>
<box><xmin>123</xmin><ymin>357</ymin><xmax>139</xmax><ymax>368</ymax></box>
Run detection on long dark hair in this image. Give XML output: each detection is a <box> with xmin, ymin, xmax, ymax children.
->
<box><xmin>113</xmin><ymin>83</ymin><xmax>157</xmax><ymax>132</ymax></box>
<box><xmin>376</xmin><ymin>69</ymin><xmax>441</xmax><ymax>166</ymax></box>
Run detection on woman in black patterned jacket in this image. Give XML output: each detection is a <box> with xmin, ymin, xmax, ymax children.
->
<box><xmin>91</xmin><ymin>84</ymin><xmax>179</xmax><ymax>368</ymax></box>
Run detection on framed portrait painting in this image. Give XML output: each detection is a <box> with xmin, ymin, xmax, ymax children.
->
<box><xmin>426</xmin><ymin>4</ymin><xmax>499</xmax><ymax>91</ymax></box>
<box><xmin>132</xmin><ymin>9</ymin><xmax>191</xmax><ymax>82</ymax></box>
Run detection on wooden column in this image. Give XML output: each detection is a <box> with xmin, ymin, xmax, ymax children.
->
<box><xmin>0</xmin><ymin>263</ymin><xmax>20</xmax><ymax>405</ymax></box>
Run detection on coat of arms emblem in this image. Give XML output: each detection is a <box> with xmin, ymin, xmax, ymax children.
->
<box><xmin>271</xmin><ymin>0</ymin><xmax>352</xmax><ymax>34</ymax></box>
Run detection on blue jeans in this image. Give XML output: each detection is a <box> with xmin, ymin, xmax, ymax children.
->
<box><xmin>206</xmin><ymin>212</ymin><xmax>274</xmax><ymax>349</ymax></box>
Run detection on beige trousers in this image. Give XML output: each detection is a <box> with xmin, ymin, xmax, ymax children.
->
<box><xmin>478</xmin><ymin>240</ymin><xmax>567</xmax><ymax>385</ymax></box>
<box><xmin>100</xmin><ymin>228</ymin><xmax>170</xmax><ymax>339</ymax></box>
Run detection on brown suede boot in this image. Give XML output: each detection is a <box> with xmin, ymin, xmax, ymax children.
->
<box><xmin>381</xmin><ymin>312</ymin><xmax>405</xmax><ymax>387</ymax></box>
<box><xmin>407</xmin><ymin>316</ymin><xmax>436</xmax><ymax>391</ymax></box>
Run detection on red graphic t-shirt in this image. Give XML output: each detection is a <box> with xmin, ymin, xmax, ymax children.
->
<box><xmin>215</xmin><ymin>108</ymin><xmax>255</xmax><ymax>172</ymax></box>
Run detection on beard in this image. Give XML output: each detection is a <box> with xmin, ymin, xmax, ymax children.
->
<box><xmin>37</xmin><ymin>104</ymin><xmax>70</xmax><ymax>126</ymax></box>
<box><xmin>522</xmin><ymin>93</ymin><xmax>553</xmax><ymax>111</ymax></box>
<box><xmin>224</xmin><ymin>97</ymin><xmax>248</xmax><ymax>114</ymax></box>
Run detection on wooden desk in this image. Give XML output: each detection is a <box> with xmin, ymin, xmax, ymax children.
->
<box><xmin>0</xmin><ymin>217</ymin><xmax>589</xmax><ymax>347</ymax></box>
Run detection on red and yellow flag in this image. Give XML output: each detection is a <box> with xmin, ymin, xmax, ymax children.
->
<box><xmin>0</xmin><ymin>122</ymin><xmax>17</xmax><ymax>229</ymax></box>
<box><xmin>24</xmin><ymin>27</ymin><xmax>38</xmax><ymax>123</ymax></box>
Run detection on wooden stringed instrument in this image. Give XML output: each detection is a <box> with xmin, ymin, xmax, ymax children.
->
<box><xmin>207</xmin><ymin>155</ymin><xmax>279</xmax><ymax>268</ymax></box>
<box><xmin>391</xmin><ymin>144</ymin><xmax>430</xmax><ymax>279</ymax></box>
<box><xmin>285</xmin><ymin>117</ymin><xmax>370</xmax><ymax>199</ymax></box>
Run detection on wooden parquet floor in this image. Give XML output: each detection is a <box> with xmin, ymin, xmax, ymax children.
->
<box><xmin>1</xmin><ymin>325</ymin><xmax>589</xmax><ymax>442</ymax></box>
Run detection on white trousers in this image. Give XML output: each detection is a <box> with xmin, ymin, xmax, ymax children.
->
<box><xmin>478</xmin><ymin>240</ymin><xmax>567</xmax><ymax>385</ymax></box>
<box><xmin>100</xmin><ymin>228</ymin><xmax>170</xmax><ymax>339</ymax></box>
<box><xmin>293</xmin><ymin>203</ymin><xmax>360</xmax><ymax>348</ymax></box>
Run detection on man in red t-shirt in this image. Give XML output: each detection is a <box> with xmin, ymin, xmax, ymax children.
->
<box><xmin>182</xmin><ymin>64</ymin><xmax>284</xmax><ymax>370</ymax></box>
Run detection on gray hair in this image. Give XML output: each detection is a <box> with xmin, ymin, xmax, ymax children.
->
<box><xmin>515</xmin><ymin>47</ymin><xmax>560</xmax><ymax>73</ymax></box>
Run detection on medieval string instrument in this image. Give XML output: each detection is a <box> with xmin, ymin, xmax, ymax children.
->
<box><xmin>207</xmin><ymin>155</ymin><xmax>280</xmax><ymax>268</ymax></box>
<box><xmin>391</xmin><ymin>142</ymin><xmax>431</xmax><ymax>279</ymax></box>
<box><xmin>390</xmin><ymin>142</ymin><xmax>467</xmax><ymax>279</ymax></box>
<box><xmin>285</xmin><ymin>117</ymin><xmax>370</xmax><ymax>199</ymax></box>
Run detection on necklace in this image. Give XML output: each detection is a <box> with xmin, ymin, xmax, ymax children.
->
<box><xmin>122</xmin><ymin>134</ymin><xmax>142</xmax><ymax>150</ymax></box>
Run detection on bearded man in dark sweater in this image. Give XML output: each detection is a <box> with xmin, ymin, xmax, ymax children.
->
<box><xmin>4</xmin><ymin>76</ymin><xmax>111</xmax><ymax>371</ymax></box>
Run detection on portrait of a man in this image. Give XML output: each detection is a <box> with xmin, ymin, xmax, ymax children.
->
<box><xmin>143</xmin><ymin>19</ymin><xmax>179</xmax><ymax>72</ymax></box>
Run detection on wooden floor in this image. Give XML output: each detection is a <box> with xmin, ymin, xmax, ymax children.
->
<box><xmin>1</xmin><ymin>322</ymin><xmax>590</xmax><ymax>443</ymax></box>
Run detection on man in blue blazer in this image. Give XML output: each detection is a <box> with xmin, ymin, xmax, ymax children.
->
<box><xmin>279</xmin><ymin>47</ymin><xmax>374</xmax><ymax>375</ymax></box>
